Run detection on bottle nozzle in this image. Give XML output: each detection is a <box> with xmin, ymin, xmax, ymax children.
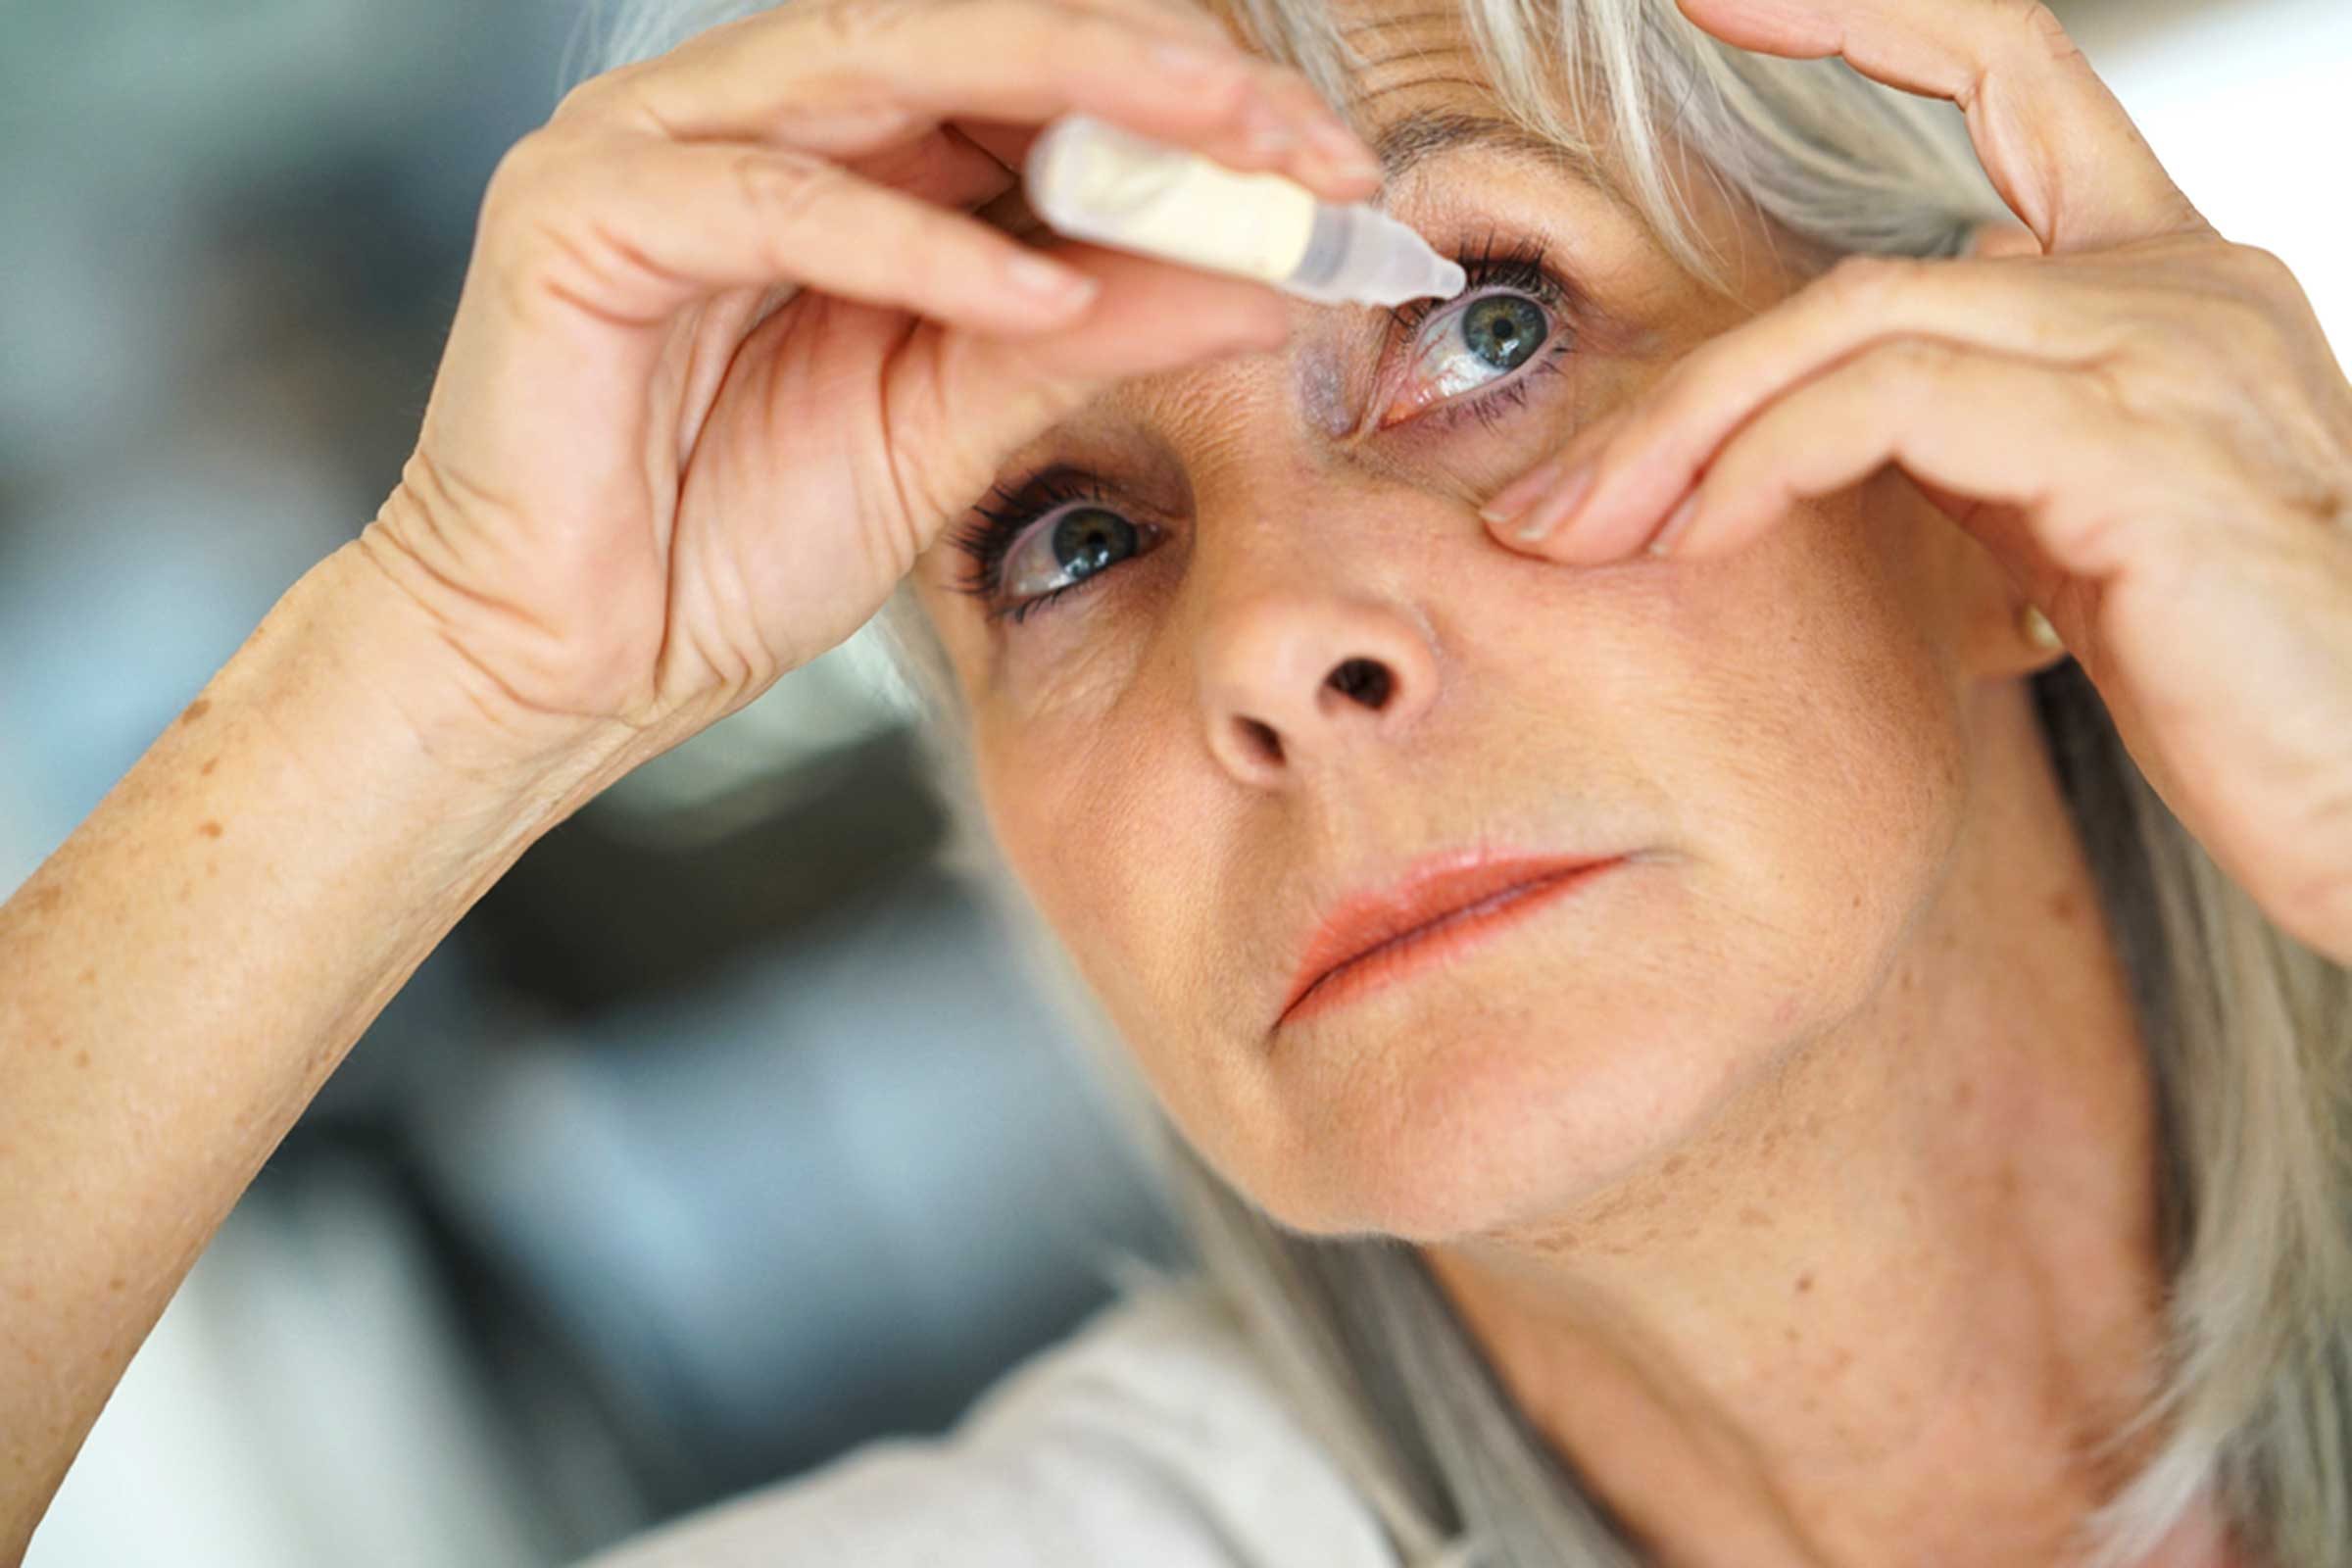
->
<box><xmin>1282</xmin><ymin>204</ymin><xmax>1466</xmax><ymax>308</ymax></box>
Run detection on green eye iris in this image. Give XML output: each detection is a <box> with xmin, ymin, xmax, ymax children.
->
<box><xmin>1461</xmin><ymin>295</ymin><xmax>1548</xmax><ymax>373</ymax></box>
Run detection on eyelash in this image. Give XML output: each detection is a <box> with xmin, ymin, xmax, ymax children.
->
<box><xmin>951</xmin><ymin>229</ymin><xmax>1576</xmax><ymax>625</ymax></box>
<box><xmin>948</xmin><ymin>468</ymin><xmax>1123</xmax><ymax>626</ymax></box>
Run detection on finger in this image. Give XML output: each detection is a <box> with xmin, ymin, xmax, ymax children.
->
<box><xmin>1672</xmin><ymin>0</ymin><xmax>2205</xmax><ymax>252</ymax></box>
<box><xmin>844</xmin><ymin>121</ymin><xmax>1024</xmax><ymax>211</ymax></box>
<box><xmin>949</xmin><ymin>239</ymin><xmax>1291</xmax><ymax>381</ymax></box>
<box><xmin>1631</xmin><ymin>338</ymin><xmax>2206</xmax><ymax>594</ymax></box>
<box><xmin>612</xmin><ymin>0</ymin><xmax>1383</xmax><ymax>202</ymax></box>
<box><xmin>1486</xmin><ymin>252</ymin><xmax>2120</xmax><ymax>561</ymax></box>
<box><xmin>740</xmin><ymin>244</ymin><xmax>1291</xmax><ymax>564</ymax></box>
<box><xmin>483</xmin><ymin>131</ymin><xmax>1113</xmax><ymax>348</ymax></box>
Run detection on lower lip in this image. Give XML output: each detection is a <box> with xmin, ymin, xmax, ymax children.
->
<box><xmin>1277</xmin><ymin>859</ymin><xmax>1624</xmax><ymax>1030</ymax></box>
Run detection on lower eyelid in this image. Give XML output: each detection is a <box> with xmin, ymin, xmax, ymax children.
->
<box><xmin>1383</xmin><ymin>332</ymin><xmax>1575</xmax><ymax>434</ymax></box>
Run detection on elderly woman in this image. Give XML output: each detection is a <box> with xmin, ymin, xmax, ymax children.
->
<box><xmin>5</xmin><ymin>0</ymin><xmax>2349</xmax><ymax>1561</ymax></box>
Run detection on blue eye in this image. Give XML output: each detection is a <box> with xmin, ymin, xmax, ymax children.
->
<box><xmin>1462</xmin><ymin>295</ymin><xmax>1549</xmax><ymax>371</ymax></box>
<box><xmin>1003</xmin><ymin>504</ymin><xmax>1147</xmax><ymax>603</ymax></box>
<box><xmin>948</xmin><ymin>472</ymin><xmax>1164</xmax><ymax>624</ymax></box>
<box><xmin>1378</xmin><ymin>235</ymin><xmax>1575</xmax><ymax>428</ymax></box>
<box><xmin>1411</xmin><ymin>293</ymin><xmax>1551</xmax><ymax>393</ymax></box>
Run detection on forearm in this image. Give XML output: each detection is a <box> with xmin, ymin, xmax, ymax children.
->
<box><xmin>0</xmin><ymin>540</ymin><xmax>633</xmax><ymax>1558</ymax></box>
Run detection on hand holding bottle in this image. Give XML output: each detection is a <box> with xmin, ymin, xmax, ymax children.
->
<box><xmin>360</xmin><ymin>0</ymin><xmax>1384</xmax><ymax>778</ymax></box>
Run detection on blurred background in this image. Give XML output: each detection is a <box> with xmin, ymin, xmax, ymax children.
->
<box><xmin>5</xmin><ymin>1</ymin><xmax>2346</xmax><ymax>1563</ymax></box>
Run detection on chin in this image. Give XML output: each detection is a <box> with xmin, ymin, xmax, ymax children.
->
<box><xmin>1287</xmin><ymin>1023</ymin><xmax>1765</xmax><ymax>1243</ymax></box>
<box><xmin>1231</xmin><ymin>887</ymin><xmax>1886</xmax><ymax>1245</ymax></box>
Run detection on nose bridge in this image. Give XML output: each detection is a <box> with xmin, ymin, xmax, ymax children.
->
<box><xmin>1183</xmin><ymin>479</ymin><xmax>1442</xmax><ymax>789</ymax></box>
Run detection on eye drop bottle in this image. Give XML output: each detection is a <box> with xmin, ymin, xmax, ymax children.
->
<box><xmin>1022</xmin><ymin>113</ymin><xmax>1467</xmax><ymax>308</ymax></box>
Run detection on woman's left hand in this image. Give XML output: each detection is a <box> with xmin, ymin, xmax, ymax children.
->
<box><xmin>1478</xmin><ymin>0</ymin><xmax>2352</xmax><ymax>964</ymax></box>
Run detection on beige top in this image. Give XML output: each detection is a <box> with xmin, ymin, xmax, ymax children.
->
<box><xmin>577</xmin><ymin>1281</ymin><xmax>1401</xmax><ymax>1567</ymax></box>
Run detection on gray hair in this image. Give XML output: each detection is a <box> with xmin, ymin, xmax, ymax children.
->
<box><xmin>589</xmin><ymin>1</ymin><xmax>2352</xmax><ymax>1562</ymax></box>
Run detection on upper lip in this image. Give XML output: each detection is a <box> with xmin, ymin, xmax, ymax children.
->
<box><xmin>1278</xmin><ymin>848</ymin><xmax>1620</xmax><ymax>1024</ymax></box>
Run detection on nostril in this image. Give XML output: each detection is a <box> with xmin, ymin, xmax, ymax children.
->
<box><xmin>1326</xmin><ymin>658</ymin><xmax>1395</xmax><ymax>710</ymax></box>
<box><xmin>1238</xmin><ymin>717</ymin><xmax>1285</xmax><ymax>767</ymax></box>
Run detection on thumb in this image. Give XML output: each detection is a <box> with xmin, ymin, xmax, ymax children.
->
<box><xmin>898</xmin><ymin>242</ymin><xmax>1292</xmax><ymax>544</ymax></box>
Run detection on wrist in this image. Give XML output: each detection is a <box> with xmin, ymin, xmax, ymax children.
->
<box><xmin>260</xmin><ymin>540</ymin><xmax>648</xmax><ymax>847</ymax></box>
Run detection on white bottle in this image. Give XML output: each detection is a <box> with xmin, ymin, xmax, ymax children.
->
<box><xmin>1023</xmin><ymin>114</ymin><xmax>1468</xmax><ymax>308</ymax></box>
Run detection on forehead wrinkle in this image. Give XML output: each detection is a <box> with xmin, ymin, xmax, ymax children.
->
<box><xmin>1337</xmin><ymin>8</ymin><xmax>1462</xmax><ymax>40</ymax></box>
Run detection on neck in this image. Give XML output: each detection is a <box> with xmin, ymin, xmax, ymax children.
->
<box><xmin>1422</xmin><ymin>686</ymin><xmax>2196</xmax><ymax>1567</ymax></box>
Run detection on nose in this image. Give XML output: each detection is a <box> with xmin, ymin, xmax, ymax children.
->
<box><xmin>1196</xmin><ymin>590</ymin><xmax>1441</xmax><ymax>788</ymax></box>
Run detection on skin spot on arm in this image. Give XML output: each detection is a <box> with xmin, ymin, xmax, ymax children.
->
<box><xmin>200</xmin><ymin>759</ymin><xmax>217</xmax><ymax>777</ymax></box>
<box><xmin>179</xmin><ymin>699</ymin><xmax>212</xmax><ymax>725</ymax></box>
<box><xmin>198</xmin><ymin>821</ymin><xmax>223</xmax><ymax>839</ymax></box>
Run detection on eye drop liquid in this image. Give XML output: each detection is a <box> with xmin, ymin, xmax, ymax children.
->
<box><xmin>1022</xmin><ymin>114</ymin><xmax>1466</xmax><ymax>308</ymax></box>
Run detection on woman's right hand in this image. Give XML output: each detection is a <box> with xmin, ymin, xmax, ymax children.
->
<box><xmin>358</xmin><ymin>0</ymin><xmax>1381</xmax><ymax>770</ymax></box>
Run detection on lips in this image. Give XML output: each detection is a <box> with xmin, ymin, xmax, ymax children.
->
<box><xmin>1278</xmin><ymin>850</ymin><xmax>1622</xmax><ymax>1026</ymax></box>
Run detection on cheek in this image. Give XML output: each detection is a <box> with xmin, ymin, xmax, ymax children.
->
<box><xmin>1667</xmin><ymin>495</ymin><xmax>1970</xmax><ymax>979</ymax></box>
<box><xmin>972</xmin><ymin>697</ymin><xmax>1235</xmax><ymax>1092</ymax></box>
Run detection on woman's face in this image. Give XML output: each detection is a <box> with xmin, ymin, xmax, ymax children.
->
<box><xmin>908</xmin><ymin>13</ymin><xmax>2033</xmax><ymax>1241</ymax></box>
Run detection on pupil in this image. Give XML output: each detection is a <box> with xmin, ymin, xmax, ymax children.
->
<box><xmin>1052</xmin><ymin>507</ymin><xmax>1136</xmax><ymax>581</ymax></box>
<box><xmin>1464</xmin><ymin>297</ymin><xmax>1547</xmax><ymax>372</ymax></box>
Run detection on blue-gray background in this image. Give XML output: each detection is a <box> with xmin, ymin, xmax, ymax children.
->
<box><xmin>6</xmin><ymin>1</ymin><xmax>2345</xmax><ymax>1562</ymax></box>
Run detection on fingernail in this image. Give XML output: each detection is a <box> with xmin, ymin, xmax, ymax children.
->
<box><xmin>1513</xmin><ymin>463</ymin><xmax>1598</xmax><ymax>545</ymax></box>
<box><xmin>1005</xmin><ymin>251</ymin><xmax>1099</xmax><ymax>310</ymax></box>
<box><xmin>1647</xmin><ymin>492</ymin><xmax>1701</xmax><ymax>557</ymax></box>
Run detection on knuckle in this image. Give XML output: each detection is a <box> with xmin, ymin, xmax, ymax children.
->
<box><xmin>2218</xmin><ymin>240</ymin><xmax>2302</xmax><ymax>303</ymax></box>
<box><xmin>729</xmin><ymin>147</ymin><xmax>846</xmax><ymax>235</ymax></box>
<box><xmin>476</xmin><ymin>134</ymin><xmax>635</xmax><ymax>315</ymax></box>
<box><xmin>1816</xmin><ymin>252</ymin><xmax>1920</xmax><ymax>313</ymax></box>
<box><xmin>549</xmin><ymin>66</ymin><xmax>638</xmax><ymax>127</ymax></box>
<box><xmin>2003</xmin><ymin>0</ymin><xmax>2083</xmax><ymax>70</ymax></box>
<box><xmin>2079</xmin><ymin>352</ymin><xmax>2171</xmax><ymax>438</ymax></box>
<box><xmin>481</xmin><ymin>130</ymin><xmax>574</xmax><ymax>231</ymax></box>
<box><xmin>1872</xmin><ymin>338</ymin><xmax>1956</xmax><ymax>399</ymax></box>
<box><xmin>810</xmin><ymin>0</ymin><xmax>930</xmax><ymax>48</ymax></box>
<box><xmin>2018</xmin><ymin>1</ymin><xmax>2072</xmax><ymax>48</ymax></box>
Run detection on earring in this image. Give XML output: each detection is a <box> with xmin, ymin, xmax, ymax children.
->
<box><xmin>2020</xmin><ymin>604</ymin><xmax>2065</xmax><ymax>655</ymax></box>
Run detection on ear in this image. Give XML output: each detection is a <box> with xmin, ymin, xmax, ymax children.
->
<box><xmin>1963</xmin><ymin>219</ymin><xmax>2041</xmax><ymax>261</ymax></box>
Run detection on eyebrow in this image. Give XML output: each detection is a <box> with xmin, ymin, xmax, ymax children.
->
<box><xmin>1369</xmin><ymin>108</ymin><xmax>1594</xmax><ymax>187</ymax></box>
